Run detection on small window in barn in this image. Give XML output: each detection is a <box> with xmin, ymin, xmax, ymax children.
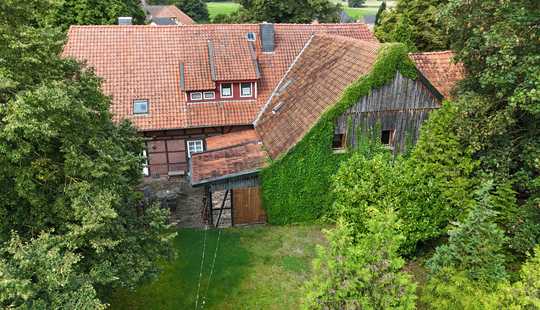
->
<box><xmin>381</xmin><ymin>130</ymin><xmax>395</xmax><ymax>146</ymax></box>
<box><xmin>190</xmin><ymin>92</ymin><xmax>203</xmax><ymax>101</ymax></box>
<box><xmin>142</xmin><ymin>149</ymin><xmax>149</xmax><ymax>176</ymax></box>
<box><xmin>246</xmin><ymin>32</ymin><xmax>256</xmax><ymax>41</ymax></box>
<box><xmin>221</xmin><ymin>83</ymin><xmax>233</xmax><ymax>98</ymax></box>
<box><xmin>332</xmin><ymin>133</ymin><xmax>346</xmax><ymax>150</ymax></box>
<box><xmin>240</xmin><ymin>83</ymin><xmax>252</xmax><ymax>97</ymax></box>
<box><xmin>187</xmin><ymin>140</ymin><xmax>204</xmax><ymax>158</ymax></box>
<box><xmin>133</xmin><ymin>99</ymin><xmax>149</xmax><ymax>114</ymax></box>
<box><xmin>203</xmin><ymin>91</ymin><xmax>215</xmax><ymax>100</ymax></box>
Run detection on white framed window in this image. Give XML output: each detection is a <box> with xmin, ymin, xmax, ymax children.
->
<box><xmin>220</xmin><ymin>83</ymin><xmax>233</xmax><ymax>98</ymax></box>
<box><xmin>203</xmin><ymin>91</ymin><xmax>215</xmax><ymax>100</ymax></box>
<box><xmin>187</xmin><ymin>140</ymin><xmax>204</xmax><ymax>158</ymax></box>
<box><xmin>133</xmin><ymin>99</ymin><xmax>149</xmax><ymax>114</ymax></box>
<box><xmin>142</xmin><ymin>149</ymin><xmax>149</xmax><ymax>176</ymax></box>
<box><xmin>190</xmin><ymin>92</ymin><xmax>203</xmax><ymax>101</ymax></box>
<box><xmin>240</xmin><ymin>83</ymin><xmax>252</xmax><ymax>97</ymax></box>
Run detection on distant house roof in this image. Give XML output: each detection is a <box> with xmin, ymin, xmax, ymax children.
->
<box><xmin>63</xmin><ymin>23</ymin><xmax>376</xmax><ymax>131</ymax></box>
<box><xmin>255</xmin><ymin>34</ymin><xmax>380</xmax><ymax>160</ymax></box>
<box><xmin>190</xmin><ymin>129</ymin><xmax>266</xmax><ymax>185</ymax></box>
<box><xmin>409</xmin><ymin>51</ymin><xmax>465</xmax><ymax>98</ymax></box>
<box><xmin>145</xmin><ymin>5</ymin><xmax>194</xmax><ymax>25</ymax></box>
<box><xmin>190</xmin><ymin>37</ymin><xmax>466</xmax><ymax>185</ymax></box>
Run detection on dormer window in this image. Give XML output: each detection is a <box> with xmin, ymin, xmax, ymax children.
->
<box><xmin>203</xmin><ymin>91</ymin><xmax>215</xmax><ymax>100</ymax></box>
<box><xmin>221</xmin><ymin>83</ymin><xmax>233</xmax><ymax>98</ymax></box>
<box><xmin>133</xmin><ymin>99</ymin><xmax>149</xmax><ymax>114</ymax></box>
<box><xmin>190</xmin><ymin>92</ymin><xmax>203</xmax><ymax>101</ymax></box>
<box><xmin>246</xmin><ymin>32</ymin><xmax>256</xmax><ymax>41</ymax></box>
<box><xmin>240</xmin><ymin>83</ymin><xmax>252</xmax><ymax>97</ymax></box>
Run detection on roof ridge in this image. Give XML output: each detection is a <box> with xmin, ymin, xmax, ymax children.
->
<box><xmin>68</xmin><ymin>23</ymin><xmax>372</xmax><ymax>29</ymax></box>
<box><xmin>410</xmin><ymin>50</ymin><xmax>455</xmax><ymax>55</ymax></box>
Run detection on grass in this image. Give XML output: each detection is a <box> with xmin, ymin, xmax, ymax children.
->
<box><xmin>206</xmin><ymin>1</ymin><xmax>384</xmax><ymax>21</ymax></box>
<box><xmin>343</xmin><ymin>7</ymin><xmax>379</xmax><ymax>20</ymax></box>
<box><xmin>109</xmin><ymin>225</ymin><xmax>327</xmax><ymax>310</ymax></box>
<box><xmin>207</xmin><ymin>2</ymin><xmax>241</xmax><ymax>19</ymax></box>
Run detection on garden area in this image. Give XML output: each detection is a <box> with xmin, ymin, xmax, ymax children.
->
<box><xmin>109</xmin><ymin>225</ymin><xmax>327</xmax><ymax>309</ymax></box>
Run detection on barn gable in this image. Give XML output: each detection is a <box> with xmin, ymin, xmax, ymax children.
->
<box><xmin>335</xmin><ymin>71</ymin><xmax>442</xmax><ymax>153</ymax></box>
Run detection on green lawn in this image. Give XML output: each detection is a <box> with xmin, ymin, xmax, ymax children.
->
<box><xmin>207</xmin><ymin>2</ymin><xmax>241</xmax><ymax>19</ymax></box>
<box><xmin>207</xmin><ymin>1</ymin><xmax>383</xmax><ymax>21</ymax></box>
<box><xmin>109</xmin><ymin>225</ymin><xmax>326</xmax><ymax>309</ymax></box>
<box><xmin>343</xmin><ymin>7</ymin><xmax>379</xmax><ymax>20</ymax></box>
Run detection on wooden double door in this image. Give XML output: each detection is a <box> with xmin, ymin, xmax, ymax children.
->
<box><xmin>232</xmin><ymin>187</ymin><xmax>267</xmax><ymax>225</ymax></box>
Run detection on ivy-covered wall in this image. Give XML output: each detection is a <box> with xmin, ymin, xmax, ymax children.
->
<box><xmin>260</xmin><ymin>43</ymin><xmax>418</xmax><ymax>224</ymax></box>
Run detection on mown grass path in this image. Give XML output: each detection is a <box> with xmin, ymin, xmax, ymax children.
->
<box><xmin>109</xmin><ymin>225</ymin><xmax>326</xmax><ymax>309</ymax></box>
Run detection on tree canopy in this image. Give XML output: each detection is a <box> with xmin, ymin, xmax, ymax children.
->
<box><xmin>0</xmin><ymin>1</ymin><xmax>173</xmax><ymax>307</ymax></box>
<box><xmin>214</xmin><ymin>0</ymin><xmax>342</xmax><ymax>23</ymax></box>
<box><xmin>375</xmin><ymin>0</ymin><xmax>450</xmax><ymax>51</ymax></box>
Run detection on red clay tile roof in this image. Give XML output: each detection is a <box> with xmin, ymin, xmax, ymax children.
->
<box><xmin>190</xmin><ymin>130</ymin><xmax>266</xmax><ymax>184</ymax></box>
<box><xmin>146</xmin><ymin>5</ymin><xmax>195</xmax><ymax>25</ymax></box>
<box><xmin>255</xmin><ymin>34</ymin><xmax>380</xmax><ymax>160</ymax></box>
<box><xmin>206</xmin><ymin>129</ymin><xmax>260</xmax><ymax>150</ymax></box>
<box><xmin>63</xmin><ymin>23</ymin><xmax>376</xmax><ymax>131</ymax></box>
<box><xmin>409</xmin><ymin>51</ymin><xmax>465</xmax><ymax>98</ymax></box>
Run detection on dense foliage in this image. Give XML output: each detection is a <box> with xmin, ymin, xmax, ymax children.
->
<box><xmin>441</xmin><ymin>0</ymin><xmax>540</xmax><ymax>210</ymax></box>
<box><xmin>148</xmin><ymin>0</ymin><xmax>209</xmax><ymax>22</ymax></box>
<box><xmin>212</xmin><ymin>0</ymin><xmax>342</xmax><ymax>23</ymax></box>
<box><xmin>304</xmin><ymin>209</ymin><xmax>416</xmax><ymax>309</ymax></box>
<box><xmin>261</xmin><ymin>43</ymin><xmax>417</xmax><ymax>224</ymax></box>
<box><xmin>49</xmin><ymin>0</ymin><xmax>145</xmax><ymax>30</ymax></box>
<box><xmin>375</xmin><ymin>0</ymin><xmax>450</xmax><ymax>51</ymax></box>
<box><xmin>0</xmin><ymin>1</ymin><xmax>174</xmax><ymax>307</ymax></box>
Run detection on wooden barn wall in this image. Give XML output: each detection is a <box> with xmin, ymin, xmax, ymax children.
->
<box><xmin>335</xmin><ymin>72</ymin><xmax>441</xmax><ymax>152</ymax></box>
<box><xmin>209</xmin><ymin>174</ymin><xmax>260</xmax><ymax>192</ymax></box>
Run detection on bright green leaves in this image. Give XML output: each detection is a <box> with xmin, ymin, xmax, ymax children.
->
<box><xmin>304</xmin><ymin>209</ymin><xmax>417</xmax><ymax>309</ymax></box>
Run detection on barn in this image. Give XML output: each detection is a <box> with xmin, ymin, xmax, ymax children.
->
<box><xmin>190</xmin><ymin>35</ymin><xmax>465</xmax><ymax>226</ymax></box>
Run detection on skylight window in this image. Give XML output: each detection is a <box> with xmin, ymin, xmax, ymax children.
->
<box><xmin>272</xmin><ymin>101</ymin><xmax>285</xmax><ymax>114</ymax></box>
<box><xmin>133</xmin><ymin>99</ymin><xmax>149</xmax><ymax>114</ymax></box>
<box><xmin>246</xmin><ymin>32</ymin><xmax>256</xmax><ymax>41</ymax></box>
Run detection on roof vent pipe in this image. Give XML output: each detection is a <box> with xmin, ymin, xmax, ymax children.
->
<box><xmin>260</xmin><ymin>22</ymin><xmax>275</xmax><ymax>52</ymax></box>
<box><xmin>118</xmin><ymin>17</ymin><xmax>133</xmax><ymax>25</ymax></box>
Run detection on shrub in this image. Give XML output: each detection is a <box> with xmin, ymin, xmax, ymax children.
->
<box><xmin>304</xmin><ymin>209</ymin><xmax>416</xmax><ymax>309</ymax></box>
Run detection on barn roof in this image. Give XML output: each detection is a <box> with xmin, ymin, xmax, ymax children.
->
<box><xmin>409</xmin><ymin>51</ymin><xmax>465</xmax><ymax>98</ymax></box>
<box><xmin>63</xmin><ymin>23</ymin><xmax>376</xmax><ymax>131</ymax></box>
<box><xmin>255</xmin><ymin>34</ymin><xmax>380</xmax><ymax>160</ymax></box>
<box><xmin>190</xmin><ymin>38</ymin><xmax>466</xmax><ymax>185</ymax></box>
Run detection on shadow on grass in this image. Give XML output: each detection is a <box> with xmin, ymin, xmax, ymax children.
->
<box><xmin>109</xmin><ymin>228</ymin><xmax>251</xmax><ymax>310</ymax></box>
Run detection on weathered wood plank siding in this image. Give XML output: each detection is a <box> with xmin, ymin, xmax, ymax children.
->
<box><xmin>335</xmin><ymin>72</ymin><xmax>440</xmax><ymax>152</ymax></box>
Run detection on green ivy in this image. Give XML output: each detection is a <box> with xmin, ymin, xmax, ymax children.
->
<box><xmin>260</xmin><ymin>43</ymin><xmax>418</xmax><ymax>224</ymax></box>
